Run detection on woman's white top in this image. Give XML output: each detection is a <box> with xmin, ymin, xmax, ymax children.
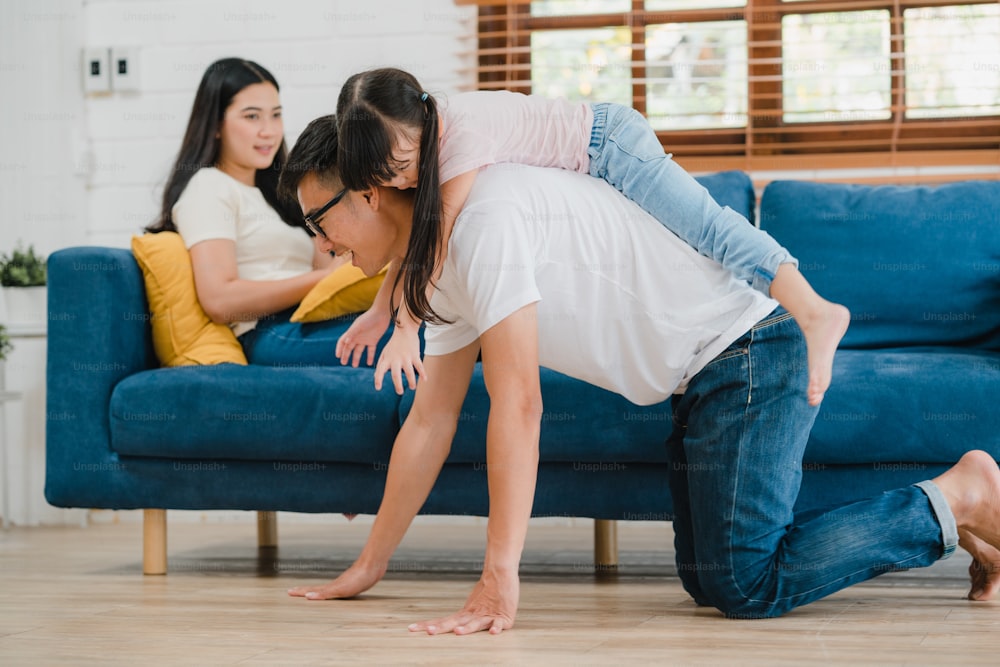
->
<box><xmin>172</xmin><ymin>167</ymin><xmax>313</xmax><ymax>336</ymax></box>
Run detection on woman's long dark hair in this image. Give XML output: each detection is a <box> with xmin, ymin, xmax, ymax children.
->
<box><xmin>336</xmin><ymin>68</ymin><xmax>445</xmax><ymax>325</ymax></box>
<box><xmin>147</xmin><ymin>58</ymin><xmax>301</xmax><ymax>233</ymax></box>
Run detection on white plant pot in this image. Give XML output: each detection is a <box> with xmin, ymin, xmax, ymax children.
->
<box><xmin>1</xmin><ymin>286</ymin><xmax>47</xmax><ymax>326</ymax></box>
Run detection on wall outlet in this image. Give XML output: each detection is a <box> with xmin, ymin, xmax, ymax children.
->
<box><xmin>82</xmin><ymin>47</ymin><xmax>111</xmax><ymax>94</ymax></box>
<box><xmin>111</xmin><ymin>46</ymin><xmax>140</xmax><ymax>93</ymax></box>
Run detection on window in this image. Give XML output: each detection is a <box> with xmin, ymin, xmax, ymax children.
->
<box><xmin>466</xmin><ymin>0</ymin><xmax>1000</xmax><ymax>176</ymax></box>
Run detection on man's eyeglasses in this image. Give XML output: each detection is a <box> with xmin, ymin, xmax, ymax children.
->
<box><xmin>303</xmin><ymin>188</ymin><xmax>347</xmax><ymax>239</ymax></box>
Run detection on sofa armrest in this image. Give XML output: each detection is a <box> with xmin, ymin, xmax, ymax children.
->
<box><xmin>45</xmin><ymin>246</ymin><xmax>155</xmax><ymax>506</ymax></box>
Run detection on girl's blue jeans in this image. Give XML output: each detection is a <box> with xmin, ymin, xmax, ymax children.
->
<box><xmin>588</xmin><ymin>102</ymin><xmax>792</xmax><ymax>294</ymax></box>
<box><xmin>666</xmin><ymin>308</ymin><xmax>957</xmax><ymax>618</ymax></box>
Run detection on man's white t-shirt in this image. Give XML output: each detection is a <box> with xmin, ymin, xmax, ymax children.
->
<box><xmin>172</xmin><ymin>167</ymin><xmax>314</xmax><ymax>336</ymax></box>
<box><xmin>425</xmin><ymin>164</ymin><xmax>777</xmax><ymax>406</ymax></box>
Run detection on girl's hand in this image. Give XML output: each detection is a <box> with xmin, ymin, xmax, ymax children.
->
<box><xmin>336</xmin><ymin>307</ymin><xmax>391</xmax><ymax>367</ymax></box>
<box><xmin>375</xmin><ymin>326</ymin><xmax>426</xmax><ymax>394</ymax></box>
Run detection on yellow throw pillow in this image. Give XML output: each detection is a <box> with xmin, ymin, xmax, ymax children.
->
<box><xmin>131</xmin><ymin>232</ymin><xmax>247</xmax><ymax>367</ymax></box>
<box><xmin>291</xmin><ymin>263</ymin><xmax>387</xmax><ymax>323</ymax></box>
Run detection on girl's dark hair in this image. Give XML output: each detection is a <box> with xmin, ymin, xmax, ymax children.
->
<box><xmin>147</xmin><ymin>57</ymin><xmax>301</xmax><ymax>233</ymax></box>
<box><xmin>336</xmin><ymin>68</ymin><xmax>445</xmax><ymax>325</ymax></box>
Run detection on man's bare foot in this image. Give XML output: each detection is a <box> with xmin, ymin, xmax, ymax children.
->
<box><xmin>287</xmin><ymin>561</ymin><xmax>386</xmax><ymax>600</ymax></box>
<box><xmin>934</xmin><ymin>451</ymin><xmax>1000</xmax><ymax>555</ymax></box>
<box><xmin>799</xmin><ymin>300</ymin><xmax>851</xmax><ymax>406</ymax></box>
<box><xmin>960</xmin><ymin>530</ymin><xmax>1000</xmax><ymax>601</ymax></box>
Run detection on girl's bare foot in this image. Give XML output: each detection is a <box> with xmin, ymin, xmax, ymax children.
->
<box><xmin>799</xmin><ymin>301</ymin><xmax>851</xmax><ymax>406</ymax></box>
<box><xmin>768</xmin><ymin>264</ymin><xmax>850</xmax><ymax>406</ymax></box>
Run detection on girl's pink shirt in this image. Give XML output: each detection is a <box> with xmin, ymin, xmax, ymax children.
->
<box><xmin>438</xmin><ymin>90</ymin><xmax>594</xmax><ymax>184</ymax></box>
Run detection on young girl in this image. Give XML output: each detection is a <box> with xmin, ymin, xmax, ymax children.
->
<box><xmin>147</xmin><ymin>58</ymin><xmax>350</xmax><ymax>365</ymax></box>
<box><xmin>333</xmin><ymin>67</ymin><xmax>849</xmax><ymax>406</ymax></box>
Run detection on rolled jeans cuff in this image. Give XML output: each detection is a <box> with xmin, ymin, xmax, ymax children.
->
<box><xmin>915</xmin><ymin>480</ymin><xmax>958</xmax><ymax>559</ymax></box>
<box><xmin>754</xmin><ymin>249</ymin><xmax>797</xmax><ymax>295</ymax></box>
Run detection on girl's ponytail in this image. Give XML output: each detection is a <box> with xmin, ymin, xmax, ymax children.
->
<box><xmin>399</xmin><ymin>92</ymin><xmax>446</xmax><ymax>325</ymax></box>
<box><xmin>337</xmin><ymin>68</ymin><xmax>449</xmax><ymax>324</ymax></box>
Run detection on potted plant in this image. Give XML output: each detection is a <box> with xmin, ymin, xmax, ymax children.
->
<box><xmin>0</xmin><ymin>243</ymin><xmax>48</xmax><ymax>326</ymax></box>
<box><xmin>0</xmin><ymin>324</ymin><xmax>11</xmax><ymax>362</ymax></box>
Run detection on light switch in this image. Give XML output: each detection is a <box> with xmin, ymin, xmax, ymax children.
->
<box><xmin>111</xmin><ymin>46</ymin><xmax>140</xmax><ymax>93</ymax></box>
<box><xmin>82</xmin><ymin>47</ymin><xmax>111</xmax><ymax>94</ymax></box>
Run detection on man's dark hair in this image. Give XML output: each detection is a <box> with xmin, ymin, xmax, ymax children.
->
<box><xmin>278</xmin><ymin>114</ymin><xmax>342</xmax><ymax>205</ymax></box>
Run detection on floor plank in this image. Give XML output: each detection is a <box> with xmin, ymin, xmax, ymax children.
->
<box><xmin>1</xmin><ymin>518</ymin><xmax>997</xmax><ymax>665</ymax></box>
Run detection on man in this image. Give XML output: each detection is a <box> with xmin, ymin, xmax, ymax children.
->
<box><xmin>278</xmin><ymin>115</ymin><xmax>1000</xmax><ymax>635</ymax></box>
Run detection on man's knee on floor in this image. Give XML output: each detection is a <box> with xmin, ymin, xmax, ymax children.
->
<box><xmin>675</xmin><ymin>565</ymin><xmax>711</xmax><ymax>608</ymax></box>
<box><xmin>697</xmin><ymin>571</ymin><xmax>786</xmax><ymax>620</ymax></box>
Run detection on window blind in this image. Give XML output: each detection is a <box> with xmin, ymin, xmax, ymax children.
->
<box><xmin>457</xmin><ymin>0</ymin><xmax>1000</xmax><ymax>179</ymax></box>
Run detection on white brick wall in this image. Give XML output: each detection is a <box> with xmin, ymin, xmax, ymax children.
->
<box><xmin>0</xmin><ymin>0</ymin><xmax>475</xmax><ymax>253</ymax></box>
<box><xmin>80</xmin><ymin>0</ymin><xmax>477</xmax><ymax>247</ymax></box>
<box><xmin>0</xmin><ymin>0</ymin><xmax>88</xmax><ymax>257</ymax></box>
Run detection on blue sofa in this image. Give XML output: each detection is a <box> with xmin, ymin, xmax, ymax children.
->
<box><xmin>45</xmin><ymin>173</ymin><xmax>1000</xmax><ymax>574</ymax></box>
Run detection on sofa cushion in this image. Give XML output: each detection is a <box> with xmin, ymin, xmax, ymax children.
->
<box><xmin>399</xmin><ymin>367</ymin><xmax>673</xmax><ymax>465</ymax></box>
<box><xmin>291</xmin><ymin>263</ymin><xmax>387</xmax><ymax>323</ymax></box>
<box><xmin>806</xmin><ymin>347</ymin><xmax>1000</xmax><ymax>465</ymax></box>
<box><xmin>112</xmin><ymin>363</ymin><xmax>675</xmax><ymax>466</ymax></box>
<box><xmin>760</xmin><ymin>180</ymin><xmax>1000</xmax><ymax>350</ymax></box>
<box><xmin>130</xmin><ymin>232</ymin><xmax>248</xmax><ymax>367</ymax></box>
<box><xmin>110</xmin><ymin>364</ymin><xmax>401</xmax><ymax>463</ymax></box>
<box><xmin>695</xmin><ymin>170</ymin><xmax>756</xmax><ymax>224</ymax></box>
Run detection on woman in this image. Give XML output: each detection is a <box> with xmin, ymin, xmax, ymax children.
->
<box><xmin>146</xmin><ymin>57</ymin><xmax>352</xmax><ymax>365</ymax></box>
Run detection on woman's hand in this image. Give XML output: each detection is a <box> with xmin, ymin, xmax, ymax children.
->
<box><xmin>336</xmin><ymin>307</ymin><xmax>392</xmax><ymax>367</ymax></box>
<box><xmin>407</xmin><ymin>569</ymin><xmax>519</xmax><ymax>635</ymax></box>
<box><xmin>374</xmin><ymin>326</ymin><xmax>426</xmax><ymax>394</ymax></box>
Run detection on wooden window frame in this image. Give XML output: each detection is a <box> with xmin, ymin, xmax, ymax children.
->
<box><xmin>462</xmin><ymin>0</ymin><xmax>1000</xmax><ymax>178</ymax></box>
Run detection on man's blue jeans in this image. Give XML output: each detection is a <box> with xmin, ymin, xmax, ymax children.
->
<box><xmin>666</xmin><ymin>308</ymin><xmax>958</xmax><ymax>618</ymax></box>
<box><xmin>587</xmin><ymin>102</ymin><xmax>792</xmax><ymax>294</ymax></box>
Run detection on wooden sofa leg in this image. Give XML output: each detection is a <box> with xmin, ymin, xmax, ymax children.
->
<box><xmin>594</xmin><ymin>519</ymin><xmax>618</xmax><ymax>571</ymax></box>
<box><xmin>257</xmin><ymin>511</ymin><xmax>278</xmax><ymax>548</ymax></box>
<box><xmin>143</xmin><ymin>509</ymin><xmax>167</xmax><ymax>575</ymax></box>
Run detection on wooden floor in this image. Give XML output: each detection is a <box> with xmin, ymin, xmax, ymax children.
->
<box><xmin>1</xmin><ymin>516</ymin><xmax>998</xmax><ymax>666</ymax></box>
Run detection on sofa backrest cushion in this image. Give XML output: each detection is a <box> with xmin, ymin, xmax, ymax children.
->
<box><xmin>111</xmin><ymin>363</ymin><xmax>402</xmax><ymax>463</ymax></box>
<box><xmin>695</xmin><ymin>169</ymin><xmax>756</xmax><ymax>225</ymax></box>
<box><xmin>760</xmin><ymin>179</ymin><xmax>1000</xmax><ymax>350</ymax></box>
